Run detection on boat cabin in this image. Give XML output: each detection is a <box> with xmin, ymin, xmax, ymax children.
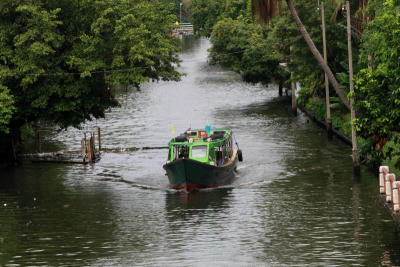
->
<box><xmin>168</xmin><ymin>128</ymin><xmax>234</xmax><ymax>166</ymax></box>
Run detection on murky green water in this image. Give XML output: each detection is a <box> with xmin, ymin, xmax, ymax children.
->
<box><xmin>1</xmin><ymin>37</ymin><xmax>400</xmax><ymax>266</ymax></box>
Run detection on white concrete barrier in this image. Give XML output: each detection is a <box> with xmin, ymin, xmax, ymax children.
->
<box><xmin>386</xmin><ymin>173</ymin><xmax>396</xmax><ymax>202</ymax></box>
<box><xmin>380</xmin><ymin>166</ymin><xmax>389</xmax><ymax>194</ymax></box>
<box><xmin>392</xmin><ymin>181</ymin><xmax>400</xmax><ymax>211</ymax></box>
<box><xmin>380</xmin><ymin>166</ymin><xmax>389</xmax><ymax>173</ymax></box>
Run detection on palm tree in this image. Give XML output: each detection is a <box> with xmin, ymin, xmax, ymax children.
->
<box><xmin>253</xmin><ymin>0</ymin><xmax>351</xmax><ymax>109</ymax></box>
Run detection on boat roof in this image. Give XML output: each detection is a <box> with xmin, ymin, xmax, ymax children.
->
<box><xmin>169</xmin><ymin>128</ymin><xmax>232</xmax><ymax>147</ymax></box>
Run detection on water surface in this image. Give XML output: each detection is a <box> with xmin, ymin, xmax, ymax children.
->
<box><xmin>1</xmin><ymin>37</ymin><xmax>399</xmax><ymax>266</ymax></box>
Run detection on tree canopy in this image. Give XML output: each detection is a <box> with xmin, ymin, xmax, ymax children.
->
<box><xmin>354</xmin><ymin>0</ymin><xmax>400</xmax><ymax>139</ymax></box>
<box><xmin>204</xmin><ymin>0</ymin><xmax>357</xmax><ymax>102</ymax></box>
<box><xmin>0</xmin><ymin>86</ymin><xmax>14</xmax><ymax>134</ymax></box>
<box><xmin>0</xmin><ymin>0</ymin><xmax>181</xmax><ymax>133</ymax></box>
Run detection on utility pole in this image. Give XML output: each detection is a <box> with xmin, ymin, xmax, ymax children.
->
<box><xmin>291</xmin><ymin>76</ymin><xmax>297</xmax><ymax>115</ymax></box>
<box><xmin>321</xmin><ymin>2</ymin><xmax>332</xmax><ymax>137</ymax></box>
<box><xmin>180</xmin><ymin>3</ymin><xmax>183</xmax><ymax>24</ymax></box>
<box><xmin>346</xmin><ymin>1</ymin><xmax>360</xmax><ymax>175</ymax></box>
<box><xmin>290</xmin><ymin>46</ymin><xmax>297</xmax><ymax>116</ymax></box>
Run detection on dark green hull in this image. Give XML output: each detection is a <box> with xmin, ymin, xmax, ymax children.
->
<box><xmin>163</xmin><ymin>153</ymin><xmax>238</xmax><ymax>191</ymax></box>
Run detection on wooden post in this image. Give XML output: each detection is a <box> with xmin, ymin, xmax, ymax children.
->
<box><xmin>91</xmin><ymin>133</ymin><xmax>95</xmax><ymax>160</ymax></box>
<box><xmin>91</xmin><ymin>132</ymin><xmax>95</xmax><ymax>152</ymax></box>
<box><xmin>97</xmin><ymin>127</ymin><xmax>102</xmax><ymax>151</ymax></box>
<box><xmin>346</xmin><ymin>1</ymin><xmax>360</xmax><ymax>175</ymax></box>
<box><xmin>87</xmin><ymin>138</ymin><xmax>93</xmax><ymax>164</ymax></box>
<box><xmin>291</xmin><ymin>79</ymin><xmax>297</xmax><ymax>115</ymax></box>
<box><xmin>321</xmin><ymin>2</ymin><xmax>332</xmax><ymax>137</ymax></box>
<box><xmin>84</xmin><ymin>132</ymin><xmax>87</xmax><ymax>154</ymax></box>
<box><xmin>81</xmin><ymin>139</ymin><xmax>86</xmax><ymax>163</ymax></box>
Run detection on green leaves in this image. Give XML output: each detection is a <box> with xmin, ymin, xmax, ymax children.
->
<box><xmin>0</xmin><ymin>0</ymin><xmax>181</xmax><ymax>131</ymax></box>
<box><xmin>0</xmin><ymin>85</ymin><xmax>15</xmax><ymax>134</ymax></box>
<box><xmin>190</xmin><ymin>0</ymin><xmax>226</xmax><ymax>37</ymax></box>
<box><xmin>354</xmin><ymin>1</ymin><xmax>400</xmax><ymax>140</ymax></box>
<box><xmin>209</xmin><ymin>16</ymin><xmax>287</xmax><ymax>86</ymax></box>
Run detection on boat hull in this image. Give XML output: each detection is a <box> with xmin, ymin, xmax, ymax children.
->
<box><xmin>163</xmin><ymin>152</ymin><xmax>238</xmax><ymax>191</ymax></box>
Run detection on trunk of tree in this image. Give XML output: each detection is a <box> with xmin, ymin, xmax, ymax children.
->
<box><xmin>286</xmin><ymin>0</ymin><xmax>350</xmax><ymax>110</ymax></box>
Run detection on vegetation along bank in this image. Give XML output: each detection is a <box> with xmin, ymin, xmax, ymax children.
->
<box><xmin>190</xmin><ymin>0</ymin><xmax>400</xmax><ymax>173</ymax></box>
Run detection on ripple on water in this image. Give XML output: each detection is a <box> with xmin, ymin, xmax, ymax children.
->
<box><xmin>1</xmin><ymin>37</ymin><xmax>399</xmax><ymax>267</ymax></box>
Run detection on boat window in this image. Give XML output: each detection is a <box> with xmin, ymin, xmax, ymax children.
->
<box><xmin>191</xmin><ymin>145</ymin><xmax>207</xmax><ymax>158</ymax></box>
<box><xmin>173</xmin><ymin>145</ymin><xmax>189</xmax><ymax>160</ymax></box>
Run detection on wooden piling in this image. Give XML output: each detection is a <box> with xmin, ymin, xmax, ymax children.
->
<box><xmin>84</xmin><ymin>132</ymin><xmax>87</xmax><ymax>155</ymax></box>
<box><xmin>81</xmin><ymin>139</ymin><xmax>86</xmax><ymax>163</ymax></box>
<box><xmin>97</xmin><ymin>127</ymin><xmax>102</xmax><ymax>151</ymax></box>
<box><xmin>91</xmin><ymin>134</ymin><xmax>95</xmax><ymax>160</ymax></box>
<box><xmin>87</xmin><ymin>138</ymin><xmax>93</xmax><ymax>164</ymax></box>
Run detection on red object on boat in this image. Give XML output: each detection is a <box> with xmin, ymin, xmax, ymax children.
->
<box><xmin>197</xmin><ymin>131</ymin><xmax>207</xmax><ymax>138</ymax></box>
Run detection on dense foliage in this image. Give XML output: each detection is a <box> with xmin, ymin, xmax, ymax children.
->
<box><xmin>352</xmin><ymin>0</ymin><xmax>400</xmax><ymax>168</ymax></box>
<box><xmin>193</xmin><ymin>0</ymin><xmax>400</xmax><ymax>169</ymax></box>
<box><xmin>210</xmin><ymin>16</ymin><xmax>288</xmax><ymax>87</ymax></box>
<box><xmin>0</xmin><ymin>86</ymin><xmax>14</xmax><ymax>134</ymax></box>
<box><xmin>0</xmin><ymin>0</ymin><xmax>181</xmax><ymax>135</ymax></box>
<box><xmin>190</xmin><ymin>0</ymin><xmax>226</xmax><ymax>36</ymax></box>
<box><xmin>354</xmin><ymin>1</ymin><xmax>400</xmax><ymax>139</ymax></box>
<box><xmin>206</xmin><ymin>0</ymin><xmax>357</xmax><ymax>100</ymax></box>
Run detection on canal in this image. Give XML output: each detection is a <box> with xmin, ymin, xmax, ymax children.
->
<box><xmin>1</xmin><ymin>37</ymin><xmax>400</xmax><ymax>266</ymax></box>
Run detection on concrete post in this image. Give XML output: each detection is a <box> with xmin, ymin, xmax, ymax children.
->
<box><xmin>346</xmin><ymin>1</ymin><xmax>360</xmax><ymax>175</ymax></box>
<box><xmin>321</xmin><ymin>2</ymin><xmax>332</xmax><ymax>136</ymax></box>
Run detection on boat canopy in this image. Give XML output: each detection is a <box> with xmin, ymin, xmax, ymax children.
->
<box><xmin>167</xmin><ymin>128</ymin><xmax>233</xmax><ymax>165</ymax></box>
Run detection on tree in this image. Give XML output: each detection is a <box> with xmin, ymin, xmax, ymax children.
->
<box><xmin>253</xmin><ymin>0</ymin><xmax>351</xmax><ymax>109</ymax></box>
<box><xmin>0</xmin><ymin>86</ymin><xmax>14</xmax><ymax>134</ymax></box>
<box><xmin>210</xmin><ymin>16</ymin><xmax>288</xmax><ymax>87</ymax></box>
<box><xmin>190</xmin><ymin>0</ymin><xmax>226</xmax><ymax>36</ymax></box>
<box><xmin>271</xmin><ymin>1</ymin><xmax>351</xmax><ymax>100</ymax></box>
<box><xmin>354</xmin><ymin>0</ymin><xmax>400</xmax><ymax>139</ymax></box>
<box><xmin>0</xmin><ymin>0</ymin><xmax>181</xmax><ymax>136</ymax></box>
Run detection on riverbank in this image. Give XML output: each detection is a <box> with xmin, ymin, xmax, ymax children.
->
<box><xmin>296</xmin><ymin>95</ymin><xmax>392</xmax><ymax>174</ymax></box>
<box><xmin>298</xmin><ymin>104</ymin><xmax>352</xmax><ymax>146</ymax></box>
<box><xmin>298</xmin><ymin>95</ymin><xmax>400</xmax><ymax>227</ymax></box>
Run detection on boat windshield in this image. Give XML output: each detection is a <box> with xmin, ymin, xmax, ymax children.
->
<box><xmin>191</xmin><ymin>145</ymin><xmax>207</xmax><ymax>158</ymax></box>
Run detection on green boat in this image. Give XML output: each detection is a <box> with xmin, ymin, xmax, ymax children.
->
<box><xmin>163</xmin><ymin>127</ymin><xmax>243</xmax><ymax>191</ymax></box>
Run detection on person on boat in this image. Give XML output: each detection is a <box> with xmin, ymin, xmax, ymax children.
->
<box><xmin>216</xmin><ymin>150</ymin><xmax>224</xmax><ymax>166</ymax></box>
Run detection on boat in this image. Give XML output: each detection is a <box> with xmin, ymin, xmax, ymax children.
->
<box><xmin>163</xmin><ymin>127</ymin><xmax>242</xmax><ymax>191</ymax></box>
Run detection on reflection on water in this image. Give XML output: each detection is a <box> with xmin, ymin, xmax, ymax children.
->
<box><xmin>1</xmin><ymin>37</ymin><xmax>400</xmax><ymax>266</ymax></box>
<box><xmin>165</xmin><ymin>188</ymin><xmax>232</xmax><ymax>212</ymax></box>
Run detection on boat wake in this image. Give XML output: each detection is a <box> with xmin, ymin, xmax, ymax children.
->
<box><xmin>236</xmin><ymin>162</ymin><xmax>261</xmax><ymax>170</ymax></box>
